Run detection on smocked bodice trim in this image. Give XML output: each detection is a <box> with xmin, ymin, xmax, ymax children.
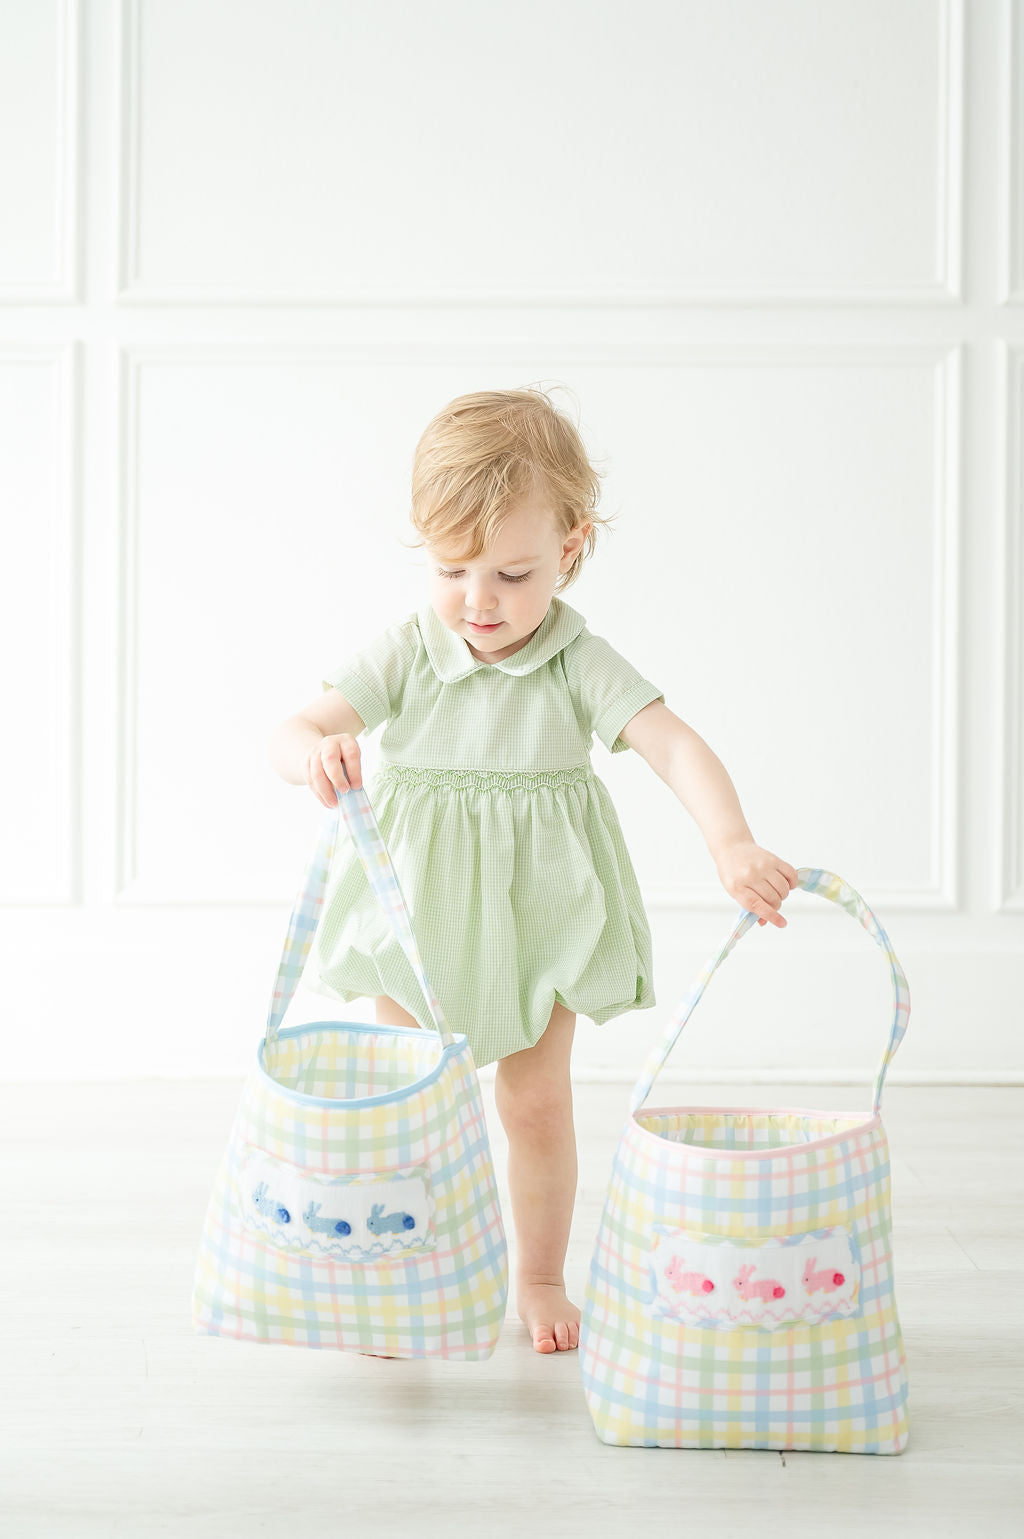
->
<box><xmin>374</xmin><ymin>762</ymin><xmax>594</xmax><ymax>793</ymax></box>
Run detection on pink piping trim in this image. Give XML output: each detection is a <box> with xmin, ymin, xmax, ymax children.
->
<box><xmin>630</xmin><ymin>1103</ymin><xmax>882</xmax><ymax>1160</ymax></box>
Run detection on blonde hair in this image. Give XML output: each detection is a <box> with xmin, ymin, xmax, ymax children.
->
<box><xmin>402</xmin><ymin>385</ymin><xmax>615</xmax><ymax>591</ymax></box>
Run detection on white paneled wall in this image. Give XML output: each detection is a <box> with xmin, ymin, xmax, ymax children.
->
<box><xmin>1</xmin><ymin>0</ymin><xmax>1021</xmax><ymax>1084</ymax></box>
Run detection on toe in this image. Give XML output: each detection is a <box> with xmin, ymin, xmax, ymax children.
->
<box><xmin>532</xmin><ymin>1323</ymin><xmax>557</xmax><ymax>1353</ymax></box>
<box><xmin>554</xmin><ymin>1320</ymin><xmax>569</xmax><ymax>1350</ymax></box>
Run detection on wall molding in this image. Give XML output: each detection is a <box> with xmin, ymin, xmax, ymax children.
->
<box><xmin>114</xmin><ymin>340</ymin><xmax>961</xmax><ymax>914</ymax></box>
<box><xmin>1003</xmin><ymin>0</ymin><xmax>1024</xmax><ymax>304</ymax></box>
<box><xmin>0</xmin><ymin>343</ymin><xmax>79</xmax><ymax>903</ymax></box>
<box><xmin>0</xmin><ymin>0</ymin><xmax>80</xmax><ymax>304</ymax></box>
<box><xmin>996</xmin><ymin>343</ymin><xmax>1024</xmax><ymax>909</ymax></box>
<box><xmin>114</xmin><ymin>0</ymin><xmax>965</xmax><ymax>309</ymax></box>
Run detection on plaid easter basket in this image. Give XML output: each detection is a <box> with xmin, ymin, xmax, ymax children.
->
<box><xmin>579</xmin><ymin>868</ymin><xmax>911</xmax><ymax>1453</ymax></box>
<box><xmin>191</xmin><ymin>781</ymin><xmax>509</xmax><ymax>1358</ymax></box>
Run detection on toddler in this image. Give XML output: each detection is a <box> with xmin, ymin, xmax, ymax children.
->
<box><xmin>267</xmin><ymin>387</ymin><xmax>798</xmax><ymax>1355</ymax></box>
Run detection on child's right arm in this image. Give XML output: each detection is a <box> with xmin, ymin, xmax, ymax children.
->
<box><xmin>267</xmin><ymin>692</ymin><xmax>365</xmax><ymax>808</ymax></box>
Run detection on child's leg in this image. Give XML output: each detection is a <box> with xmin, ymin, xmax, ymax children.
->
<box><xmin>493</xmin><ymin>1000</ymin><xmax>580</xmax><ymax>1354</ymax></box>
<box><xmin>374</xmin><ymin>995</ymin><xmax>420</xmax><ymax>1028</ymax></box>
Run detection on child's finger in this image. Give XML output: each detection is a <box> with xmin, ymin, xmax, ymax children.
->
<box><xmin>305</xmin><ymin>750</ymin><xmax>332</xmax><ymax>808</ymax></box>
<box><xmin>339</xmin><ymin>748</ymin><xmax>362</xmax><ymax>791</ymax></box>
<box><xmin>309</xmin><ymin>744</ymin><xmax>349</xmax><ymax>806</ymax></box>
<box><xmin>317</xmin><ymin>743</ymin><xmax>353</xmax><ymax>797</ymax></box>
<box><xmin>752</xmin><ymin>885</ymin><xmax>787</xmax><ymax>927</ymax></box>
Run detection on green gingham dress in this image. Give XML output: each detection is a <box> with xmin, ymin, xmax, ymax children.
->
<box><xmin>304</xmin><ymin>596</ymin><xmax>665</xmax><ymax>1068</ymax></box>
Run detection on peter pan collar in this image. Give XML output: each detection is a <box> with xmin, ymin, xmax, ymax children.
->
<box><xmin>417</xmin><ymin>596</ymin><xmax>587</xmax><ymax>683</ymax></box>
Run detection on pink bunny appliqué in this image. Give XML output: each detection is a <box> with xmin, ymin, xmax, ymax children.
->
<box><xmin>732</xmin><ymin>1263</ymin><xmax>785</xmax><ymax>1301</ymax></box>
<box><xmin>801</xmin><ymin>1255</ymin><xmax>846</xmax><ymax>1294</ymax></box>
<box><xmin>664</xmin><ymin>1254</ymin><xmax>715</xmax><ymax>1295</ymax></box>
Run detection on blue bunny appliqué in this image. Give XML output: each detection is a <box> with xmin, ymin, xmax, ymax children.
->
<box><xmin>240</xmin><ymin>1147</ymin><xmax>435</xmax><ymax>1260</ymax></box>
<box><xmin>302</xmin><ymin>1200</ymin><xmax>352</xmax><ymax>1236</ymax></box>
<box><xmin>251</xmin><ymin>1181</ymin><xmax>290</xmax><ymax>1224</ymax></box>
<box><xmin>366</xmin><ymin>1202</ymin><xmax>416</xmax><ymax>1235</ymax></box>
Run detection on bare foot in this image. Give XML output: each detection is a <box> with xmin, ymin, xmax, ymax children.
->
<box><xmin>516</xmin><ymin>1278</ymin><xmax>581</xmax><ymax>1353</ymax></box>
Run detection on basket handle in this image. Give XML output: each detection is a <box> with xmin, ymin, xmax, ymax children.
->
<box><xmin>266</xmin><ymin>781</ymin><xmax>455</xmax><ymax>1050</ymax></box>
<box><xmin>628</xmin><ymin>867</ymin><xmax>910</xmax><ymax>1118</ymax></box>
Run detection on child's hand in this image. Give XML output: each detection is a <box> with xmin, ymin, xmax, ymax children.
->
<box><xmin>714</xmin><ymin>841</ymin><xmax>799</xmax><ymax>928</ymax></box>
<box><xmin>306</xmin><ymin>733</ymin><xmax>363</xmax><ymax>808</ymax></box>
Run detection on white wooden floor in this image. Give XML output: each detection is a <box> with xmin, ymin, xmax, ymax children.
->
<box><xmin>3</xmin><ymin>1078</ymin><xmax>1022</xmax><ymax>1538</ymax></box>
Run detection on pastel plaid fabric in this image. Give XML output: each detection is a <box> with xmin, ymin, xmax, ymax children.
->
<box><xmin>579</xmin><ymin>868</ymin><xmax>911</xmax><ymax>1452</ymax></box>
<box><xmin>191</xmin><ymin>784</ymin><xmax>508</xmax><ymax>1359</ymax></box>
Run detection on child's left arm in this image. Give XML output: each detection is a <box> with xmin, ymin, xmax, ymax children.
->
<box><xmin>619</xmin><ymin>700</ymin><xmax>799</xmax><ymax>928</ymax></box>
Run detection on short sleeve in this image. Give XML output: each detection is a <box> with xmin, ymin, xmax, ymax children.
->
<box><xmin>562</xmin><ymin>630</ymin><xmax>665</xmax><ymax>754</ymax></box>
<box><xmin>320</xmin><ymin>619</ymin><xmax>418</xmax><ymax>735</ymax></box>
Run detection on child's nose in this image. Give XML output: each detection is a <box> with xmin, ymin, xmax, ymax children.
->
<box><xmin>466</xmin><ymin>578</ymin><xmax>498</xmax><ymax>610</ymax></box>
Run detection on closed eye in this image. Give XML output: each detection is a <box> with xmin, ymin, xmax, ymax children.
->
<box><xmin>437</xmin><ymin>568</ymin><xmax>531</xmax><ymax>583</ymax></box>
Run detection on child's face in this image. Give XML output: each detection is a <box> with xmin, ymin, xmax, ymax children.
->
<box><xmin>425</xmin><ymin>496</ymin><xmax>589</xmax><ymax>663</ymax></box>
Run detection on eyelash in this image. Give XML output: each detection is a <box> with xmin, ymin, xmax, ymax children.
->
<box><xmin>437</xmin><ymin>568</ymin><xmax>531</xmax><ymax>584</ymax></box>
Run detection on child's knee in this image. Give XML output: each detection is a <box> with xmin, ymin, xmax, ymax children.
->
<box><xmin>495</xmin><ymin>1089</ymin><xmax>572</xmax><ymax>1139</ymax></box>
<box><xmin>494</xmin><ymin>1056</ymin><xmax>573</xmax><ymax>1133</ymax></box>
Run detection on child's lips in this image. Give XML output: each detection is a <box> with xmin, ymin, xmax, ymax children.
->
<box><xmin>468</xmin><ymin>621</ymin><xmax>502</xmax><ymax>630</ymax></box>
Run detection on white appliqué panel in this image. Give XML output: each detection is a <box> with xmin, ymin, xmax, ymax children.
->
<box><xmin>237</xmin><ymin>1145</ymin><xmax>436</xmax><ymax>1263</ymax></box>
<box><xmin>647</xmin><ymin>1224</ymin><xmax>861</xmax><ymax>1331</ymax></box>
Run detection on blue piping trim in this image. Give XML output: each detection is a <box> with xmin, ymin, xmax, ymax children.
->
<box><xmin>255</xmin><ymin>1018</ymin><xmax>467</xmax><ymax>1109</ymax></box>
